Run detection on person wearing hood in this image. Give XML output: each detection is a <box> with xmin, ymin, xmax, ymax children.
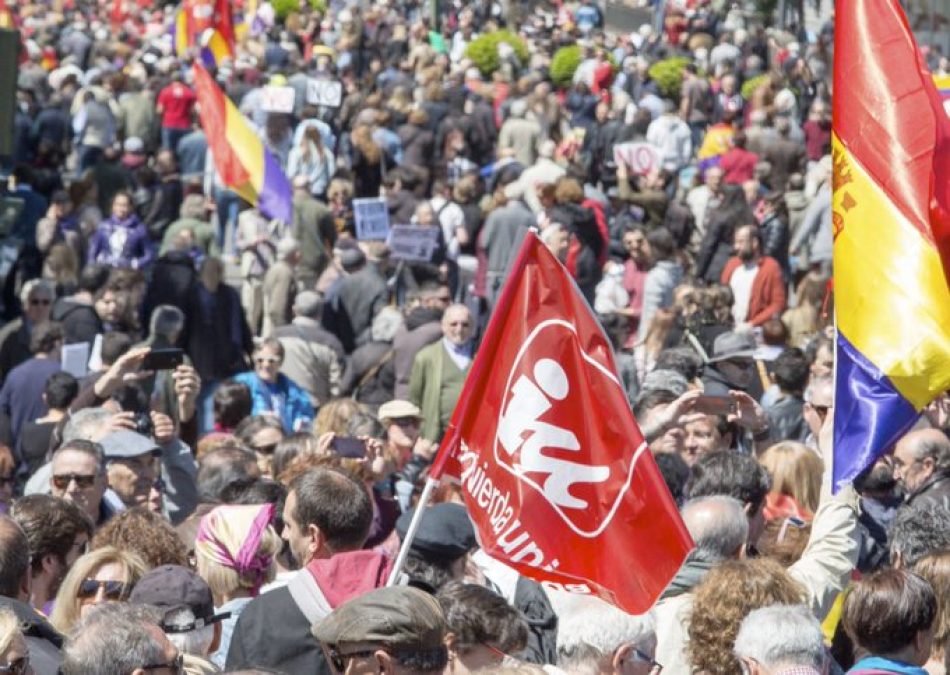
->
<box><xmin>225</xmin><ymin>467</ymin><xmax>389</xmax><ymax>674</ymax></box>
<box><xmin>86</xmin><ymin>191</ymin><xmax>155</xmax><ymax>270</ymax></box>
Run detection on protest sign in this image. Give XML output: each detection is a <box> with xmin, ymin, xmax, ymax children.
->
<box><xmin>306</xmin><ymin>79</ymin><xmax>343</xmax><ymax>107</ymax></box>
<box><xmin>260</xmin><ymin>85</ymin><xmax>295</xmax><ymax>113</ymax></box>
<box><xmin>387</xmin><ymin>226</ymin><xmax>440</xmax><ymax>262</ymax></box>
<box><xmin>353</xmin><ymin>198</ymin><xmax>391</xmax><ymax>240</ymax></box>
<box><xmin>613</xmin><ymin>142</ymin><xmax>661</xmax><ymax>175</ymax></box>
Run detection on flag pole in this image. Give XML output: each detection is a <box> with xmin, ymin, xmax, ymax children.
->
<box><xmin>386</xmin><ymin>231</ymin><xmax>541</xmax><ymax>586</ymax></box>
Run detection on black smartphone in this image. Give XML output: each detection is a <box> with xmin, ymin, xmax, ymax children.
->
<box><xmin>143</xmin><ymin>348</ymin><xmax>184</xmax><ymax>371</ymax></box>
<box><xmin>331</xmin><ymin>436</ymin><xmax>366</xmax><ymax>459</ymax></box>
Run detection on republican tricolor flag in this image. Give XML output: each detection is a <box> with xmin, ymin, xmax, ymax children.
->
<box><xmin>192</xmin><ymin>63</ymin><xmax>292</xmax><ymax>223</ymax></box>
<box><xmin>432</xmin><ymin>233</ymin><xmax>692</xmax><ymax>614</ymax></box>
<box><xmin>831</xmin><ymin>0</ymin><xmax>950</xmax><ymax>489</ymax></box>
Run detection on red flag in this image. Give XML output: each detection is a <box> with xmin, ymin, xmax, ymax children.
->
<box><xmin>435</xmin><ymin>233</ymin><xmax>692</xmax><ymax>614</ymax></box>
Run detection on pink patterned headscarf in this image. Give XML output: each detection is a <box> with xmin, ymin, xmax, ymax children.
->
<box><xmin>196</xmin><ymin>504</ymin><xmax>276</xmax><ymax>596</ymax></box>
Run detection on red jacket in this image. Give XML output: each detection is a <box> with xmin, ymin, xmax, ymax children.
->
<box><xmin>721</xmin><ymin>255</ymin><xmax>787</xmax><ymax>326</ymax></box>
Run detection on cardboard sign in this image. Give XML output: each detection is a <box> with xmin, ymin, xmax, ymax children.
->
<box><xmin>388</xmin><ymin>225</ymin><xmax>440</xmax><ymax>262</ymax></box>
<box><xmin>260</xmin><ymin>85</ymin><xmax>296</xmax><ymax>113</ymax></box>
<box><xmin>353</xmin><ymin>198</ymin><xmax>391</xmax><ymax>241</ymax></box>
<box><xmin>306</xmin><ymin>79</ymin><xmax>343</xmax><ymax>108</ymax></box>
<box><xmin>613</xmin><ymin>142</ymin><xmax>661</xmax><ymax>175</ymax></box>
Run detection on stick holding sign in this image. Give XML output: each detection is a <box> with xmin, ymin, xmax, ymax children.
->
<box><xmin>353</xmin><ymin>198</ymin><xmax>391</xmax><ymax>241</ymax></box>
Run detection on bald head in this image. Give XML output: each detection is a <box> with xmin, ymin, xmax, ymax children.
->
<box><xmin>893</xmin><ymin>428</ymin><xmax>950</xmax><ymax>493</ymax></box>
<box><xmin>681</xmin><ymin>495</ymin><xmax>748</xmax><ymax>562</ymax></box>
<box><xmin>0</xmin><ymin>515</ymin><xmax>30</xmax><ymax>601</ymax></box>
<box><xmin>442</xmin><ymin>304</ymin><xmax>474</xmax><ymax>347</ymax></box>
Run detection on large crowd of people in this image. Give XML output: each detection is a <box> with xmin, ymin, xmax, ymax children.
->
<box><xmin>0</xmin><ymin>0</ymin><xmax>949</xmax><ymax>673</ymax></box>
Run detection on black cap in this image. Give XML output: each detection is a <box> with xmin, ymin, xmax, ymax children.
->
<box><xmin>396</xmin><ymin>503</ymin><xmax>477</xmax><ymax>561</ymax></box>
<box><xmin>129</xmin><ymin>565</ymin><xmax>230</xmax><ymax>633</ymax></box>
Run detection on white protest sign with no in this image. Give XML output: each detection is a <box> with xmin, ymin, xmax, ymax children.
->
<box><xmin>613</xmin><ymin>142</ymin><xmax>661</xmax><ymax>175</ymax></box>
<box><xmin>387</xmin><ymin>226</ymin><xmax>440</xmax><ymax>262</ymax></box>
<box><xmin>306</xmin><ymin>79</ymin><xmax>343</xmax><ymax>108</ymax></box>
<box><xmin>353</xmin><ymin>198</ymin><xmax>391</xmax><ymax>240</ymax></box>
<box><xmin>261</xmin><ymin>86</ymin><xmax>296</xmax><ymax>113</ymax></box>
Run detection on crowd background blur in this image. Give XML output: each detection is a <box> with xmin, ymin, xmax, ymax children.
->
<box><xmin>0</xmin><ymin>0</ymin><xmax>948</xmax><ymax>674</ymax></box>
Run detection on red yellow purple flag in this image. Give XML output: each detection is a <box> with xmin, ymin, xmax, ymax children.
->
<box><xmin>192</xmin><ymin>63</ymin><xmax>292</xmax><ymax>223</ymax></box>
<box><xmin>832</xmin><ymin>0</ymin><xmax>950</xmax><ymax>489</ymax></box>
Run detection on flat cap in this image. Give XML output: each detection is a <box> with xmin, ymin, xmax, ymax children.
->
<box><xmin>395</xmin><ymin>503</ymin><xmax>476</xmax><ymax>561</ymax></box>
<box><xmin>99</xmin><ymin>430</ymin><xmax>160</xmax><ymax>459</ymax></box>
<box><xmin>311</xmin><ymin>586</ymin><xmax>446</xmax><ymax>649</ymax></box>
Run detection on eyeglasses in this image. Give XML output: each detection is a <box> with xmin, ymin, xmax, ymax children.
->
<box><xmin>327</xmin><ymin>647</ymin><xmax>381</xmax><ymax>673</ymax></box>
<box><xmin>392</xmin><ymin>417</ymin><xmax>421</xmax><ymax>428</ymax></box>
<box><xmin>447</xmin><ymin>321</ymin><xmax>470</xmax><ymax>327</ymax></box>
<box><xmin>629</xmin><ymin>648</ymin><xmax>663</xmax><ymax>673</ymax></box>
<box><xmin>141</xmin><ymin>653</ymin><xmax>184</xmax><ymax>674</ymax></box>
<box><xmin>28</xmin><ymin>298</ymin><xmax>51</xmax><ymax>306</ymax></box>
<box><xmin>52</xmin><ymin>473</ymin><xmax>97</xmax><ymax>490</ymax></box>
<box><xmin>254</xmin><ymin>356</ymin><xmax>281</xmax><ymax>365</ymax></box>
<box><xmin>77</xmin><ymin>579</ymin><xmax>132</xmax><ymax>601</ymax></box>
<box><xmin>0</xmin><ymin>656</ymin><xmax>30</xmax><ymax>675</ymax></box>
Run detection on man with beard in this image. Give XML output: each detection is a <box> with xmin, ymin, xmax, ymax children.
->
<box><xmin>854</xmin><ymin>455</ymin><xmax>903</xmax><ymax>573</ymax></box>
<box><xmin>10</xmin><ymin>495</ymin><xmax>93</xmax><ymax>615</ymax></box>
<box><xmin>720</xmin><ymin>224</ymin><xmax>786</xmax><ymax>330</ymax></box>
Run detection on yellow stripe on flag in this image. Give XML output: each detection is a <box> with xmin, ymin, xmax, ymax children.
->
<box><xmin>833</xmin><ymin>133</ymin><xmax>950</xmax><ymax>408</ymax></box>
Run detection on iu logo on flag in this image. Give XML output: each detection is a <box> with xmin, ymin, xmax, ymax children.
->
<box><xmin>494</xmin><ymin>319</ymin><xmax>641</xmax><ymax>537</ymax></box>
<box><xmin>439</xmin><ymin>234</ymin><xmax>692</xmax><ymax>614</ymax></box>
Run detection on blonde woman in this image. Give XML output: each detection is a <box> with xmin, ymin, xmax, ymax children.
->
<box><xmin>49</xmin><ymin>546</ymin><xmax>147</xmax><ymax>635</ymax></box>
<box><xmin>0</xmin><ymin>608</ymin><xmax>30</xmax><ymax>675</ymax></box>
<box><xmin>195</xmin><ymin>504</ymin><xmax>281</xmax><ymax>668</ymax></box>
<box><xmin>759</xmin><ymin>441</ymin><xmax>824</xmax><ymax>519</ymax></box>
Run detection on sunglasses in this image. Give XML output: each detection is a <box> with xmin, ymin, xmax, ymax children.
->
<box><xmin>254</xmin><ymin>442</ymin><xmax>279</xmax><ymax>455</ymax></box>
<box><xmin>327</xmin><ymin>647</ymin><xmax>381</xmax><ymax>673</ymax></box>
<box><xmin>392</xmin><ymin>417</ymin><xmax>420</xmax><ymax>428</ymax></box>
<box><xmin>52</xmin><ymin>473</ymin><xmax>97</xmax><ymax>490</ymax></box>
<box><xmin>78</xmin><ymin>579</ymin><xmax>132</xmax><ymax>601</ymax></box>
<box><xmin>0</xmin><ymin>656</ymin><xmax>29</xmax><ymax>675</ymax></box>
<box><xmin>141</xmin><ymin>653</ymin><xmax>184</xmax><ymax>674</ymax></box>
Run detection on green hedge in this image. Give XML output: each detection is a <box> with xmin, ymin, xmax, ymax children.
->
<box><xmin>272</xmin><ymin>0</ymin><xmax>326</xmax><ymax>20</ymax></box>
<box><xmin>464</xmin><ymin>30</ymin><xmax>530</xmax><ymax>77</ymax></box>
<box><xmin>648</xmin><ymin>56</ymin><xmax>691</xmax><ymax>100</ymax></box>
<box><xmin>550</xmin><ymin>46</ymin><xmax>583</xmax><ymax>88</ymax></box>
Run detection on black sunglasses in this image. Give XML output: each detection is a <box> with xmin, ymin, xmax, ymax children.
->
<box><xmin>52</xmin><ymin>473</ymin><xmax>97</xmax><ymax>490</ymax></box>
<box><xmin>77</xmin><ymin>579</ymin><xmax>132</xmax><ymax>601</ymax></box>
<box><xmin>327</xmin><ymin>647</ymin><xmax>380</xmax><ymax>673</ymax></box>
<box><xmin>0</xmin><ymin>656</ymin><xmax>29</xmax><ymax>675</ymax></box>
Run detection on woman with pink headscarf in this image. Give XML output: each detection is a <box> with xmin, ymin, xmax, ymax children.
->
<box><xmin>195</xmin><ymin>503</ymin><xmax>282</xmax><ymax>668</ymax></box>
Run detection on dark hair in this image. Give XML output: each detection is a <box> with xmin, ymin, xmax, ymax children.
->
<box><xmin>30</xmin><ymin>321</ymin><xmax>64</xmax><ymax>354</ymax></box>
<box><xmin>196</xmin><ymin>445</ymin><xmax>259</xmax><ymax>503</ymax></box>
<box><xmin>44</xmin><ymin>371</ymin><xmax>79</xmax><ymax>410</ymax></box>
<box><xmin>221</xmin><ymin>478</ymin><xmax>288</xmax><ymax>535</ymax></box>
<box><xmin>437</xmin><ymin>582</ymin><xmax>528</xmax><ymax>655</ymax></box>
<box><xmin>11</xmin><ymin>495</ymin><xmax>93</xmax><ymax>574</ymax></box>
<box><xmin>390</xmin><ymin>647</ymin><xmax>449</xmax><ymax>673</ymax></box>
<box><xmin>842</xmin><ymin>568</ymin><xmax>936</xmax><ymax>655</ymax></box>
<box><xmin>655</xmin><ymin>452</ymin><xmax>691</xmax><ymax>505</ymax></box>
<box><xmin>254</xmin><ymin>337</ymin><xmax>285</xmax><ymax>360</ymax></box>
<box><xmin>646</xmin><ymin>227</ymin><xmax>677</xmax><ymax>261</ymax></box>
<box><xmin>213</xmin><ymin>380</ymin><xmax>253</xmax><ymax>430</ymax></box>
<box><xmin>771</xmin><ymin>348</ymin><xmax>810</xmax><ymax>395</ymax></box>
<box><xmin>289</xmin><ymin>468</ymin><xmax>373</xmax><ymax>553</ymax></box>
<box><xmin>889</xmin><ymin>504</ymin><xmax>950</xmax><ymax>567</ymax></box>
<box><xmin>100</xmin><ymin>332</ymin><xmax>133</xmax><ymax>366</ymax></box>
<box><xmin>0</xmin><ymin>516</ymin><xmax>30</xmax><ymax>598</ymax></box>
<box><xmin>654</xmin><ymin>347</ymin><xmax>705</xmax><ymax>381</ymax></box>
<box><xmin>78</xmin><ymin>264</ymin><xmax>112</xmax><ymax>295</ymax></box>
<box><xmin>687</xmin><ymin>451</ymin><xmax>771</xmax><ymax>514</ymax></box>
<box><xmin>271</xmin><ymin>433</ymin><xmax>319</xmax><ymax>482</ymax></box>
<box><xmin>53</xmin><ymin>440</ymin><xmax>106</xmax><ymax>473</ymax></box>
<box><xmin>235</xmin><ymin>416</ymin><xmax>286</xmax><ymax>449</ymax></box>
<box><xmin>633</xmin><ymin>388</ymin><xmax>677</xmax><ymax>420</ymax></box>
